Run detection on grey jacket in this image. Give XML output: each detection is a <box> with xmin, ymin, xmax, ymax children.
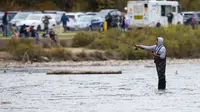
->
<box><xmin>139</xmin><ymin>37</ymin><xmax>166</xmax><ymax>59</ymax></box>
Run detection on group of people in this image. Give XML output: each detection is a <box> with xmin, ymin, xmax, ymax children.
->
<box><xmin>105</xmin><ymin>13</ymin><xmax>128</xmax><ymax>32</ymax></box>
<box><xmin>1</xmin><ymin>11</ymin><xmax>71</xmax><ymax>44</ymax></box>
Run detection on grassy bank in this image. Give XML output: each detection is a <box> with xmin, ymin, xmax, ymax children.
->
<box><xmin>2</xmin><ymin>25</ymin><xmax>200</xmax><ymax>62</ymax></box>
<box><xmin>0</xmin><ymin>32</ymin><xmax>76</xmax><ymax>39</ymax></box>
<box><xmin>72</xmin><ymin>25</ymin><xmax>200</xmax><ymax>60</ymax></box>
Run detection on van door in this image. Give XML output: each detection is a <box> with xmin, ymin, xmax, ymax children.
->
<box><xmin>160</xmin><ymin>5</ymin><xmax>171</xmax><ymax>26</ymax></box>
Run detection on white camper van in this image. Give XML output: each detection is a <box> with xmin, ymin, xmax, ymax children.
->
<box><xmin>127</xmin><ymin>0</ymin><xmax>183</xmax><ymax>28</ymax></box>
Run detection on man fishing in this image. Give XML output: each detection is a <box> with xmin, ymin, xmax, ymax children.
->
<box><xmin>135</xmin><ymin>37</ymin><xmax>166</xmax><ymax>90</ymax></box>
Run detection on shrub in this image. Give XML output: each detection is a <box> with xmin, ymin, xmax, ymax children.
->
<box><xmin>50</xmin><ymin>47</ymin><xmax>72</xmax><ymax>61</ymax></box>
<box><xmin>85</xmin><ymin>25</ymin><xmax>200</xmax><ymax>60</ymax></box>
<box><xmin>72</xmin><ymin>32</ymin><xmax>97</xmax><ymax>47</ymax></box>
<box><xmin>6</xmin><ymin>38</ymin><xmax>49</xmax><ymax>61</ymax></box>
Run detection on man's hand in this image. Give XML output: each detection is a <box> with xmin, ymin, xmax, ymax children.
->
<box><xmin>152</xmin><ymin>51</ymin><xmax>158</xmax><ymax>58</ymax></box>
<box><xmin>135</xmin><ymin>45</ymin><xmax>140</xmax><ymax>48</ymax></box>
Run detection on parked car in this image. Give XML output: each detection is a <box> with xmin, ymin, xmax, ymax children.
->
<box><xmin>7</xmin><ymin>11</ymin><xmax>19</xmax><ymax>21</ymax></box>
<box><xmin>65</xmin><ymin>12</ymin><xmax>85</xmax><ymax>30</ymax></box>
<box><xmin>10</xmin><ymin>11</ymin><xmax>42</xmax><ymax>26</ymax></box>
<box><xmin>99</xmin><ymin>9</ymin><xmax>121</xmax><ymax>19</ymax></box>
<box><xmin>44</xmin><ymin>10</ymin><xmax>66</xmax><ymax>24</ymax></box>
<box><xmin>45</xmin><ymin>13</ymin><xmax>61</xmax><ymax>25</ymax></box>
<box><xmin>19</xmin><ymin>14</ymin><xmax>57</xmax><ymax>31</ymax></box>
<box><xmin>0</xmin><ymin>12</ymin><xmax>3</xmax><ymax>31</ymax></box>
<box><xmin>86</xmin><ymin>12</ymin><xmax>99</xmax><ymax>16</ymax></box>
<box><xmin>74</xmin><ymin>15</ymin><xmax>104</xmax><ymax>31</ymax></box>
<box><xmin>182</xmin><ymin>11</ymin><xmax>200</xmax><ymax>25</ymax></box>
<box><xmin>99</xmin><ymin>9</ymin><xmax>121</xmax><ymax>27</ymax></box>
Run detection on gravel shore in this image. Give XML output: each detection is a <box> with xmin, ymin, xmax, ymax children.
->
<box><xmin>1</xmin><ymin>58</ymin><xmax>200</xmax><ymax>68</ymax></box>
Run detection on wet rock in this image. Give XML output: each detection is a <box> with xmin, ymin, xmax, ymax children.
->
<box><xmin>0</xmin><ymin>101</ymin><xmax>11</xmax><ymax>105</ymax></box>
<box><xmin>41</xmin><ymin>56</ymin><xmax>50</xmax><ymax>62</ymax></box>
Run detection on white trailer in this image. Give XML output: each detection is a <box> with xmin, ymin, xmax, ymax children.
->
<box><xmin>127</xmin><ymin>0</ymin><xmax>183</xmax><ymax>28</ymax></box>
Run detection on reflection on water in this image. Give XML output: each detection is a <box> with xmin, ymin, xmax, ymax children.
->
<box><xmin>0</xmin><ymin>64</ymin><xmax>200</xmax><ymax>112</ymax></box>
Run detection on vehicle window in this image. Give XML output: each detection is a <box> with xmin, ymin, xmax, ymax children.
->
<box><xmin>78</xmin><ymin>14</ymin><xmax>84</xmax><ymax>17</ymax></box>
<box><xmin>44</xmin><ymin>12</ymin><xmax>56</xmax><ymax>14</ymax></box>
<box><xmin>13</xmin><ymin>13</ymin><xmax>30</xmax><ymax>20</ymax></box>
<box><xmin>47</xmin><ymin>15</ymin><xmax>52</xmax><ymax>19</ymax></box>
<box><xmin>184</xmin><ymin>14</ymin><xmax>194</xmax><ymax>18</ymax></box>
<box><xmin>178</xmin><ymin>5</ymin><xmax>181</xmax><ymax>13</ymax></box>
<box><xmin>196</xmin><ymin>13</ymin><xmax>200</xmax><ymax>17</ymax></box>
<box><xmin>26</xmin><ymin>15</ymin><xmax>41</xmax><ymax>20</ymax></box>
<box><xmin>172</xmin><ymin>6</ymin><xmax>176</xmax><ymax>12</ymax></box>
<box><xmin>66</xmin><ymin>15</ymin><xmax>75</xmax><ymax>19</ymax></box>
<box><xmin>161</xmin><ymin>5</ymin><xmax>172</xmax><ymax>16</ymax></box>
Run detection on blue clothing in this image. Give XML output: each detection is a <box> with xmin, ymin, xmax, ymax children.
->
<box><xmin>60</xmin><ymin>15</ymin><xmax>69</xmax><ymax>25</ymax></box>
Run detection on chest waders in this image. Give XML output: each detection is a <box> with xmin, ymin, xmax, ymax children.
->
<box><xmin>154</xmin><ymin>45</ymin><xmax>166</xmax><ymax>90</ymax></box>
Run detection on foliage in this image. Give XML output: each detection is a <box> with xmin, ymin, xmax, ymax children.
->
<box><xmin>84</xmin><ymin>25</ymin><xmax>200</xmax><ymax>60</ymax></box>
<box><xmin>50</xmin><ymin>47</ymin><xmax>72</xmax><ymax>61</ymax></box>
<box><xmin>6</xmin><ymin>38</ymin><xmax>48</xmax><ymax>61</ymax></box>
<box><xmin>72</xmin><ymin>32</ymin><xmax>99</xmax><ymax>47</ymax></box>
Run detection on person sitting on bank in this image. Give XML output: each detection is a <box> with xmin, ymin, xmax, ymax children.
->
<box><xmin>19</xmin><ymin>24</ymin><xmax>28</xmax><ymax>38</ymax></box>
<box><xmin>11</xmin><ymin>24</ymin><xmax>19</xmax><ymax>37</ymax></box>
<box><xmin>49</xmin><ymin>28</ymin><xmax>58</xmax><ymax>43</ymax></box>
<box><xmin>135</xmin><ymin>37</ymin><xmax>167</xmax><ymax>90</ymax></box>
<box><xmin>30</xmin><ymin>26</ymin><xmax>39</xmax><ymax>44</ymax></box>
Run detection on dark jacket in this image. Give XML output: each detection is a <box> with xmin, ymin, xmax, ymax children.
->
<box><xmin>20</xmin><ymin>25</ymin><xmax>28</xmax><ymax>34</ymax></box>
<box><xmin>3</xmin><ymin>14</ymin><xmax>8</xmax><ymax>25</ymax></box>
<box><xmin>60</xmin><ymin>14</ymin><xmax>69</xmax><ymax>25</ymax></box>
<box><xmin>167</xmin><ymin>12</ymin><xmax>174</xmax><ymax>23</ymax></box>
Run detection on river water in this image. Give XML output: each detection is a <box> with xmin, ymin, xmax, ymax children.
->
<box><xmin>0</xmin><ymin>63</ymin><xmax>200</xmax><ymax>112</ymax></box>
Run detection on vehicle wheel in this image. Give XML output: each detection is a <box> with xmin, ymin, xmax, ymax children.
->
<box><xmin>156</xmin><ymin>23</ymin><xmax>161</xmax><ymax>27</ymax></box>
<box><xmin>37</xmin><ymin>25</ymin><xmax>41</xmax><ymax>31</ymax></box>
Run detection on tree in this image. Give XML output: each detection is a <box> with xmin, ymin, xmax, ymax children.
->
<box><xmin>52</xmin><ymin>0</ymin><xmax>73</xmax><ymax>11</ymax></box>
<box><xmin>88</xmin><ymin>0</ymin><xmax>98</xmax><ymax>11</ymax></box>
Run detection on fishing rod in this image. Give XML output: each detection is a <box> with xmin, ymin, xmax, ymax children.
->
<box><xmin>110</xmin><ymin>36</ymin><xmax>138</xmax><ymax>50</ymax></box>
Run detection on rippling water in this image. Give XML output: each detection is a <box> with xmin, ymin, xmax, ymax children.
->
<box><xmin>0</xmin><ymin>64</ymin><xmax>200</xmax><ymax>112</ymax></box>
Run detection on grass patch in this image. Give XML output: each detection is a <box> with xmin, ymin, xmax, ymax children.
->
<box><xmin>75</xmin><ymin>25</ymin><xmax>200</xmax><ymax>60</ymax></box>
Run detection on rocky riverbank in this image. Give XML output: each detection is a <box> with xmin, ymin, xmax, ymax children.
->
<box><xmin>1</xmin><ymin>58</ymin><xmax>200</xmax><ymax>68</ymax></box>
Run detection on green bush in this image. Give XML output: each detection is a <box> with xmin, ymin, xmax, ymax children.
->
<box><xmin>72</xmin><ymin>31</ymin><xmax>98</xmax><ymax>47</ymax></box>
<box><xmin>82</xmin><ymin>25</ymin><xmax>200</xmax><ymax>60</ymax></box>
<box><xmin>50</xmin><ymin>47</ymin><xmax>72</xmax><ymax>61</ymax></box>
<box><xmin>6</xmin><ymin>38</ymin><xmax>49</xmax><ymax>61</ymax></box>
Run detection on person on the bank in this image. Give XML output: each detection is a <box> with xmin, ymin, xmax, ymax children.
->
<box><xmin>60</xmin><ymin>13</ymin><xmax>69</xmax><ymax>32</ymax></box>
<box><xmin>2</xmin><ymin>11</ymin><xmax>9</xmax><ymax>36</ymax></box>
<box><xmin>167</xmin><ymin>9</ymin><xmax>174</xmax><ymax>24</ymax></box>
<box><xmin>49</xmin><ymin>28</ymin><xmax>58</xmax><ymax>43</ymax></box>
<box><xmin>30</xmin><ymin>26</ymin><xmax>40</xmax><ymax>44</ymax></box>
<box><xmin>120</xmin><ymin>16</ymin><xmax>126</xmax><ymax>32</ymax></box>
<box><xmin>19</xmin><ymin>24</ymin><xmax>28</xmax><ymax>38</ymax></box>
<box><xmin>43</xmin><ymin>16</ymin><xmax>49</xmax><ymax>34</ymax></box>
<box><xmin>105</xmin><ymin>13</ymin><xmax>112</xmax><ymax>29</ymax></box>
<box><xmin>135</xmin><ymin>37</ymin><xmax>167</xmax><ymax>90</ymax></box>
<box><xmin>11</xmin><ymin>24</ymin><xmax>19</xmax><ymax>37</ymax></box>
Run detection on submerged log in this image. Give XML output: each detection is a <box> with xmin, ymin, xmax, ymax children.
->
<box><xmin>47</xmin><ymin>70</ymin><xmax>122</xmax><ymax>75</ymax></box>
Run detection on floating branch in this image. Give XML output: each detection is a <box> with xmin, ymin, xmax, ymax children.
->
<box><xmin>47</xmin><ymin>70</ymin><xmax>122</xmax><ymax>75</ymax></box>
